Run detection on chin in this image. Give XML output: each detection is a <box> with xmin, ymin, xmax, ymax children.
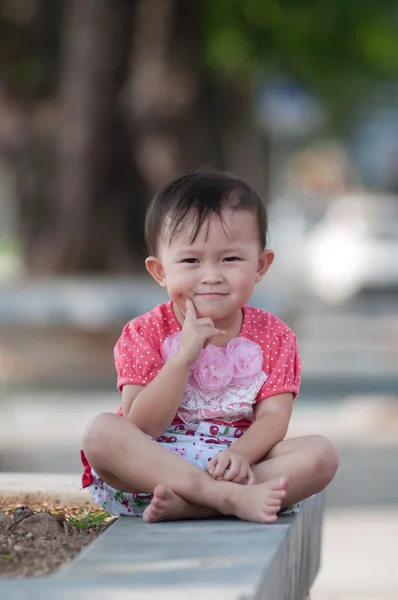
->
<box><xmin>194</xmin><ymin>304</ymin><xmax>228</xmax><ymax>320</ymax></box>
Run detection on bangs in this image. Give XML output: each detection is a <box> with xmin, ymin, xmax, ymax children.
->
<box><xmin>145</xmin><ymin>171</ymin><xmax>268</xmax><ymax>255</ymax></box>
<box><xmin>164</xmin><ymin>200</ymin><xmax>230</xmax><ymax>247</ymax></box>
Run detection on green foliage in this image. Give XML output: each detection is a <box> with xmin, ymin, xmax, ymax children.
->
<box><xmin>1</xmin><ymin>0</ymin><xmax>398</xmax><ymax>114</ymax></box>
<box><xmin>0</xmin><ymin>553</ymin><xmax>15</xmax><ymax>561</ymax></box>
<box><xmin>66</xmin><ymin>507</ymin><xmax>116</xmax><ymax>529</ymax></box>
<box><xmin>0</xmin><ymin>0</ymin><xmax>62</xmax><ymax>99</ymax></box>
<box><xmin>203</xmin><ymin>0</ymin><xmax>398</xmax><ymax>89</ymax></box>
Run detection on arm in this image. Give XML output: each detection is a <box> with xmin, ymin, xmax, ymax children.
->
<box><xmin>208</xmin><ymin>392</ymin><xmax>294</xmax><ymax>482</ymax></box>
<box><xmin>122</xmin><ymin>354</ymin><xmax>191</xmax><ymax>439</ymax></box>
<box><xmin>231</xmin><ymin>392</ymin><xmax>294</xmax><ymax>464</ymax></box>
<box><xmin>122</xmin><ymin>298</ymin><xmax>225</xmax><ymax>439</ymax></box>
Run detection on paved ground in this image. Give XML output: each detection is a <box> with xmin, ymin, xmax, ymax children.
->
<box><xmin>312</xmin><ymin>507</ymin><xmax>398</xmax><ymax>600</ymax></box>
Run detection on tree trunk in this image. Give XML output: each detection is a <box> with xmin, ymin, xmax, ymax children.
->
<box><xmin>0</xmin><ymin>0</ymin><xmax>266</xmax><ymax>275</ymax></box>
<box><xmin>215</xmin><ymin>78</ymin><xmax>269</xmax><ymax>202</ymax></box>
<box><xmin>124</xmin><ymin>0</ymin><xmax>223</xmax><ymax>196</ymax></box>
<box><xmin>40</xmin><ymin>0</ymin><xmax>148</xmax><ymax>274</ymax></box>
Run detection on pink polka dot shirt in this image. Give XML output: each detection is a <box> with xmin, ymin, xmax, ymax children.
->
<box><xmin>114</xmin><ymin>301</ymin><xmax>301</xmax><ymax>428</ymax></box>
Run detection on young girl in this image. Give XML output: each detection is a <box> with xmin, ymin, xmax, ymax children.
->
<box><xmin>81</xmin><ymin>170</ymin><xmax>339</xmax><ymax>524</ymax></box>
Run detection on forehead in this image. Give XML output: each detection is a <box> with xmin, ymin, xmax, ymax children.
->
<box><xmin>164</xmin><ymin>209</ymin><xmax>260</xmax><ymax>250</ymax></box>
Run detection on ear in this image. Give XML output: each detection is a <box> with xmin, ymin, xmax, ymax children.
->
<box><xmin>255</xmin><ymin>249</ymin><xmax>274</xmax><ymax>283</ymax></box>
<box><xmin>145</xmin><ymin>256</ymin><xmax>167</xmax><ymax>287</ymax></box>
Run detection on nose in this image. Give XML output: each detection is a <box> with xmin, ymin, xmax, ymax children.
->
<box><xmin>201</xmin><ymin>265</ymin><xmax>223</xmax><ymax>285</ymax></box>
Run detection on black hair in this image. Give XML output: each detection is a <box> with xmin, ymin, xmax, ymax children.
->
<box><xmin>145</xmin><ymin>170</ymin><xmax>268</xmax><ymax>255</ymax></box>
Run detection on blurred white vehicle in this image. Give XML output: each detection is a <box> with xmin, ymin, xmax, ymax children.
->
<box><xmin>267</xmin><ymin>192</ymin><xmax>398</xmax><ymax>305</ymax></box>
<box><xmin>304</xmin><ymin>193</ymin><xmax>398</xmax><ymax>303</ymax></box>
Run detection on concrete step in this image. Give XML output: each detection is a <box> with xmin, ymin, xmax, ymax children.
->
<box><xmin>0</xmin><ymin>472</ymin><xmax>92</xmax><ymax>505</ymax></box>
<box><xmin>54</xmin><ymin>495</ymin><xmax>323</xmax><ymax>600</ymax></box>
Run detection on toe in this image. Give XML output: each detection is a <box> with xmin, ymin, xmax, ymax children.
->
<box><xmin>267</xmin><ymin>498</ymin><xmax>282</xmax><ymax>506</ymax></box>
<box><xmin>153</xmin><ymin>484</ymin><xmax>167</xmax><ymax>500</ymax></box>
<box><xmin>152</xmin><ymin>496</ymin><xmax>166</xmax><ymax>510</ymax></box>
<box><xmin>270</xmin><ymin>488</ymin><xmax>287</xmax><ymax>500</ymax></box>
<box><xmin>266</xmin><ymin>503</ymin><xmax>281</xmax><ymax>514</ymax></box>
<box><xmin>279</xmin><ymin>476</ymin><xmax>290</xmax><ymax>489</ymax></box>
<box><xmin>142</xmin><ymin>507</ymin><xmax>155</xmax><ymax>523</ymax></box>
<box><xmin>268</xmin><ymin>477</ymin><xmax>289</xmax><ymax>492</ymax></box>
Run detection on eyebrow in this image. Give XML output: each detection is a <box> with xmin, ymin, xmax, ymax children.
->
<box><xmin>173</xmin><ymin>244</ymin><xmax>248</xmax><ymax>256</ymax></box>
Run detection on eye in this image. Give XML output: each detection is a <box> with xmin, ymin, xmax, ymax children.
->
<box><xmin>182</xmin><ymin>258</ymin><xmax>199</xmax><ymax>264</ymax></box>
<box><xmin>224</xmin><ymin>256</ymin><xmax>241</xmax><ymax>262</ymax></box>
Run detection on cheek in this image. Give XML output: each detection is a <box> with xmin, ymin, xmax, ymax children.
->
<box><xmin>166</xmin><ymin>268</ymin><xmax>195</xmax><ymax>292</ymax></box>
<box><xmin>231</xmin><ymin>267</ymin><xmax>256</xmax><ymax>288</ymax></box>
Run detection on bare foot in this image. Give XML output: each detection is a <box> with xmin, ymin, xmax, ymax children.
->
<box><xmin>222</xmin><ymin>477</ymin><xmax>290</xmax><ymax>523</ymax></box>
<box><xmin>143</xmin><ymin>485</ymin><xmax>217</xmax><ymax>523</ymax></box>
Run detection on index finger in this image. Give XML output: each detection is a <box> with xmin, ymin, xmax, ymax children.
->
<box><xmin>184</xmin><ymin>297</ymin><xmax>197</xmax><ymax>320</ymax></box>
<box><xmin>213</xmin><ymin>454</ymin><xmax>230</xmax><ymax>478</ymax></box>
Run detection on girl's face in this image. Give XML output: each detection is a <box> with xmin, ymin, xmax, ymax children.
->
<box><xmin>146</xmin><ymin>209</ymin><xmax>274</xmax><ymax>325</ymax></box>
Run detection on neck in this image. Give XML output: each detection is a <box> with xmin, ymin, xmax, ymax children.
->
<box><xmin>213</xmin><ymin>310</ymin><xmax>243</xmax><ymax>337</ymax></box>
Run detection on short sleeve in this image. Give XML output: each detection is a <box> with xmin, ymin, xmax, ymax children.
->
<box><xmin>114</xmin><ymin>321</ymin><xmax>164</xmax><ymax>392</ymax></box>
<box><xmin>256</xmin><ymin>328</ymin><xmax>301</xmax><ymax>402</ymax></box>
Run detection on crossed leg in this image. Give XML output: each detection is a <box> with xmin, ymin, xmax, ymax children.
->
<box><xmin>143</xmin><ymin>434</ymin><xmax>338</xmax><ymax>522</ymax></box>
<box><xmin>253</xmin><ymin>434</ymin><xmax>339</xmax><ymax>506</ymax></box>
<box><xmin>83</xmin><ymin>413</ymin><xmax>290</xmax><ymax>524</ymax></box>
<box><xmin>84</xmin><ymin>413</ymin><xmax>338</xmax><ymax>523</ymax></box>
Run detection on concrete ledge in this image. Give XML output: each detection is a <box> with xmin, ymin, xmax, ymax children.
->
<box><xmin>0</xmin><ymin>277</ymin><xmax>288</xmax><ymax>329</ymax></box>
<box><xmin>0</xmin><ymin>472</ymin><xmax>94</xmax><ymax>505</ymax></box>
<box><xmin>53</xmin><ymin>494</ymin><xmax>322</xmax><ymax>599</ymax></box>
<box><xmin>0</xmin><ymin>277</ymin><xmax>165</xmax><ymax>329</ymax></box>
<box><xmin>0</xmin><ymin>480</ymin><xmax>323</xmax><ymax>598</ymax></box>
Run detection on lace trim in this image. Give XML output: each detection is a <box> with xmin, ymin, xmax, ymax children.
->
<box><xmin>177</xmin><ymin>371</ymin><xmax>267</xmax><ymax>425</ymax></box>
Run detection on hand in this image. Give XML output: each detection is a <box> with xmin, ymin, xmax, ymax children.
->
<box><xmin>207</xmin><ymin>449</ymin><xmax>255</xmax><ymax>485</ymax></box>
<box><xmin>174</xmin><ymin>298</ymin><xmax>225</xmax><ymax>366</ymax></box>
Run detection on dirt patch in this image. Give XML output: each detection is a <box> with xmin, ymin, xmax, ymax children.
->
<box><xmin>0</xmin><ymin>497</ymin><xmax>115</xmax><ymax>579</ymax></box>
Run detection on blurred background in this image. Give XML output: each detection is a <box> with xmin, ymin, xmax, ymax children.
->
<box><xmin>1</xmin><ymin>1</ymin><xmax>398</xmax><ymax>597</ymax></box>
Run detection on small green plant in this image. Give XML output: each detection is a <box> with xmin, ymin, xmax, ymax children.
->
<box><xmin>66</xmin><ymin>507</ymin><xmax>115</xmax><ymax>529</ymax></box>
<box><xmin>0</xmin><ymin>554</ymin><xmax>16</xmax><ymax>562</ymax></box>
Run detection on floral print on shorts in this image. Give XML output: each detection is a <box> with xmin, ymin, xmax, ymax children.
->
<box><xmin>86</xmin><ymin>421</ymin><xmax>302</xmax><ymax>517</ymax></box>
<box><xmin>87</xmin><ymin>421</ymin><xmax>242</xmax><ymax>516</ymax></box>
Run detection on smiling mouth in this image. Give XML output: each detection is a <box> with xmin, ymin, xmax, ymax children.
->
<box><xmin>196</xmin><ymin>293</ymin><xmax>227</xmax><ymax>298</ymax></box>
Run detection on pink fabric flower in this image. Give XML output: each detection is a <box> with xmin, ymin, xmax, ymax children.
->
<box><xmin>161</xmin><ymin>331</ymin><xmax>181</xmax><ymax>361</ymax></box>
<box><xmin>226</xmin><ymin>337</ymin><xmax>263</xmax><ymax>385</ymax></box>
<box><xmin>161</xmin><ymin>332</ymin><xmax>263</xmax><ymax>390</ymax></box>
<box><xmin>192</xmin><ymin>346</ymin><xmax>233</xmax><ymax>390</ymax></box>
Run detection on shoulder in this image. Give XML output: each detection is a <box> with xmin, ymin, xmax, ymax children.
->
<box><xmin>244</xmin><ymin>305</ymin><xmax>293</xmax><ymax>339</ymax></box>
<box><xmin>117</xmin><ymin>301</ymin><xmax>179</xmax><ymax>346</ymax></box>
<box><xmin>127</xmin><ymin>301</ymin><xmax>170</xmax><ymax>330</ymax></box>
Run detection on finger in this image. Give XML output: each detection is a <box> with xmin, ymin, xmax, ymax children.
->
<box><xmin>213</xmin><ymin>455</ymin><xmax>230</xmax><ymax>478</ymax></box>
<box><xmin>196</xmin><ymin>316</ymin><xmax>216</xmax><ymax>327</ymax></box>
<box><xmin>207</xmin><ymin>456</ymin><xmax>218</xmax><ymax>475</ymax></box>
<box><xmin>232</xmin><ymin>465</ymin><xmax>248</xmax><ymax>484</ymax></box>
<box><xmin>211</xmin><ymin>329</ymin><xmax>226</xmax><ymax>337</ymax></box>
<box><xmin>222</xmin><ymin>460</ymin><xmax>241</xmax><ymax>481</ymax></box>
<box><xmin>196</xmin><ymin>316</ymin><xmax>227</xmax><ymax>335</ymax></box>
<box><xmin>184</xmin><ymin>298</ymin><xmax>197</xmax><ymax>321</ymax></box>
<box><xmin>203</xmin><ymin>329</ymin><xmax>226</xmax><ymax>348</ymax></box>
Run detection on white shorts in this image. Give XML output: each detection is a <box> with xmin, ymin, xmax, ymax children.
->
<box><xmin>86</xmin><ymin>420</ymin><xmax>302</xmax><ymax>517</ymax></box>
<box><xmin>87</xmin><ymin>421</ymin><xmax>243</xmax><ymax>516</ymax></box>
